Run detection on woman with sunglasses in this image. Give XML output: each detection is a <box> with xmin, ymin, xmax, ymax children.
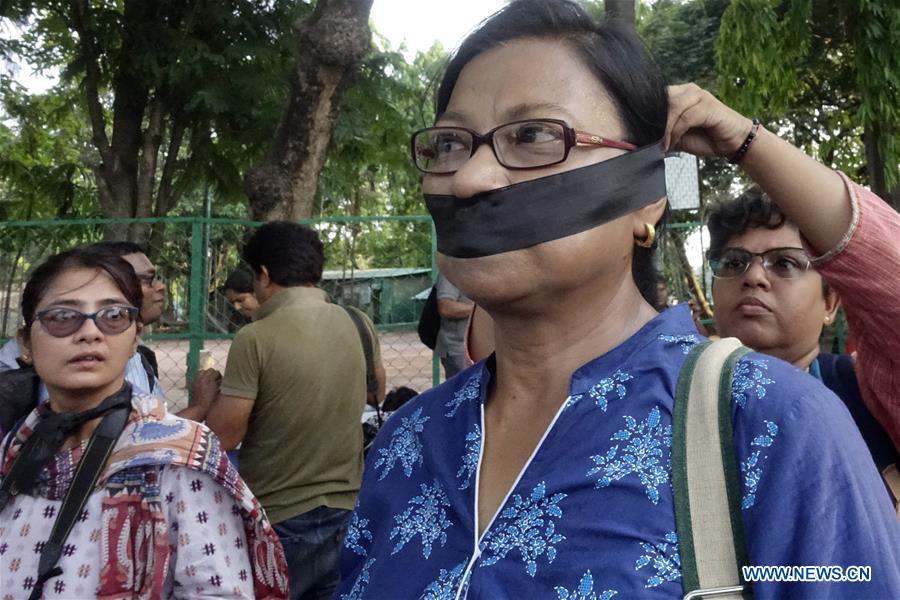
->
<box><xmin>0</xmin><ymin>248</ymin><xmax>288</xmax><ymax>598</ymax></box>
<box><xmin>337</xmin><ymin>2</ymin><xmax>900</xmax><ymax>599</ymax></box>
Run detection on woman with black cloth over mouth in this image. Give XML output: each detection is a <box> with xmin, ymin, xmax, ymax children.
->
<box><xmin>335</xmin><ymin>1</ymin><xmax>900</xmax><ymax>599</ymax></box>
<box><xmin>0</xmin><ymin>248</ymin><xmax>288</xmax><ymax>599</ymax></box>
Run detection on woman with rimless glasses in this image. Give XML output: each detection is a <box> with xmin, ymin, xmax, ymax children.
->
<box><xmin>0</xmin><ymin>249</ymin><xmax>288</xmax><ymax>598</ymax></box>
<box><xmin>337</xmin><ymin>1</ymin><xmax>900</xmax><ymax>599</ymax></box>
<box><xmin>707</xmin><ymin>186</ymin><xmax>900</xmax><ymax>506</ymax></box>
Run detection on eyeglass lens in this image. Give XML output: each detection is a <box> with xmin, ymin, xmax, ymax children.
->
<box><xmin>37</xmin><ymin>306</ymin><xmax>137</xmax><ymax>337</ymax></box>
<box><xmin>137</xmin><ymin>273</ymin><xmax>160</xmax><ymax>286</ymax></box>
<box><xmin>712</xmin><ymin>248</ymin><xmax>810</xmax><ymax>279</ymax></box>
<box><xmin>413</xmin><ymin>121</ymin><xmax>567</xmax><ymax>173</ymax></box>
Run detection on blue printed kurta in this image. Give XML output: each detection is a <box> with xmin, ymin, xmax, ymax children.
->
<box><xmin>337</xmin><ymin>306</ymin><xmax>900</xmax><ymax>599</ymax></box>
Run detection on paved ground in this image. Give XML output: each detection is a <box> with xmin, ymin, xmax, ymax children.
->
<box><xmin>152</xmin><ymin>329</ymin><xmax>438</xmax><ymax>412</ymax></box>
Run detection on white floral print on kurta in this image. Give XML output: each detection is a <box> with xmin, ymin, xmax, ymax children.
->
<box><xmin>587</xmin><ymin>406</ymin><xmax>671</xmax><ymax>504</ymax></box>
<box><xmin>741</xmin><ymin>420</ymin><xmax>780</xmax><ymax>509</ymax></box>
<box><xmin>731</xmin><ymin>357</ymin><xmax>775</xmax><ymax>408</ymax></box>
<box><xmin>479</xmin><ymin>481</ymin><xmax>567</xmax><ymax>577</ymax></box>
<box><xmin>635</xmin><ymin>531</ymin><xmax>681</xmax><ymax>588</ymax></box>
<box><xmin>587</xmin><ymin>370</ymin><xmax>633</xmax><ymax>412</ymax></box>
<box><xmin>344</xmin><ymin>512</ymin><xmax>373</xmax><ymax>556</ymax></box>
<box><xmin>421</xmin><ymin>561</ymin><xmax>469</xmax><ymax>600</ymax></box>
<box><xmin>445</xmin><ymin>372</ymin><xmax>481</xmax><ymax>417</ymax></box>
<box><xmin>658</xmin><ymin>333</ymin><xmax>702</xmax><ymax>354</ymax></box>
<box><xmin>556</xmin><ymin>570</ymin><xmax>618</xmax><ymax>600</ymax></box>
<box><xmin>373</xmin><ymin>407</ymin><xmax>430</xmax><ymax>480</ymax></box>
<box><xmin>340</xmin><ymin>558</ymin><xmax>375</xmax><ymax>600</ymax></box>
<box><xmin>456</xmin><ymin>424</ymin><xmax>481</xmax><ymax>490</ymax></box>
<box><xmin>390</xmin><ymin>480</ymin><xmax>452</xmax><ymax>558</ymax></box>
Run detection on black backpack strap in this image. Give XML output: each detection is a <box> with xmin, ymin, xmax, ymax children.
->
<box><xmin>343</xmin><ymin>306</ymin><xmax>377</xmax><ymax>400</ymax></box>
<box><xmin>0</xmin><ymin>366</ymin><xmax>41</xmax><ymax>433</ymax></box>
<box><xmin>135</xmin><ymin>344</ymin><xmax>160</xmax><ymax>385</ymax></box>
<box><xmin>27</xmin><ymin>402</ymin><xmax>130</xmax><ymax>600</ymax></box>
<box><xmin>417</xmin><ymin>286</ymin><xmax>440</xmax><ymax>350</ymax></box>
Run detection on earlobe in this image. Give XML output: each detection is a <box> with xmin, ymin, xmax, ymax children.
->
<box><xmin>132</xmin><ymin>324</ymin><xmax>143</xmax><ymax>356</ymax></box>
<box><xmin>824</xmin><ymin>292</ymin><xmax>841</xmax><ymax>323</ymax></box>
<box><xmin>16</xmin><ymin>328</ymin><xmax>32</xmax><ymax>365</ymax></box>
<box><xmin>633</xmin><ymin>196</ymin><xmax>668</xmax><ymax>237</ymax></box>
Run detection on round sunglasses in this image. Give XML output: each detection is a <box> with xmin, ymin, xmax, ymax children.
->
<box><xmin>33</xmin><ymin>305</ymin><xmax>140</xmax><ymax>338</ymax></box>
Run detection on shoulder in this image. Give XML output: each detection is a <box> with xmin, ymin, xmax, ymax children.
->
<box><xmin>227</xmin><ymin>323</ymin><xmax>267</xmax><ymax>359</ymax></box>
<box><xmin>729</xmin><ymin>351</ymin><xmax>839</xmax><ymax>419</ymax></box>
<box><xmin>233</xmin><ymin>320</ymin><xmax>264</xmax><ymax>342</ymax></box>
<box><xmin>375</xmin><ymin>366</ymin><xmax>482</xmax><ymax>440</ymax></box>
<box><xmin>726</xmin><ymin>352</ymin><xmax>874</xmax><ymax>474</ymax></box>
<box><xmin>104</xmin><ymin>393</ymin><xmax>211</xmax><ymax>474</ymax></box>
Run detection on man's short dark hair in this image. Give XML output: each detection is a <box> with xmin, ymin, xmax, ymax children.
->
<box><xmin>84</xmin><ymin>240</ymin><xmax>147</xmax><ymax>257</ymax></box>
<box><xmin>242</xmin><ymin>222</ymin><xmax>324</xmax><ymax>286</ymax></box>
<box><xmin>706</xmin><ymin>186</ymin><xmax>787</xmax><ymax>259</ymax></box>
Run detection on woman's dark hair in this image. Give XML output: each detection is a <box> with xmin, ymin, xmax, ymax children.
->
<box><xmin>436</xmin><ymin>0</ymin><xmax>669</xmax><ymax>305</ymax></box>
<box><xmin>242</xmin><ymin>221</ymin><xmax>325</xmax><ymax>286</ymax></box>
<box><xmin>224</xmin><ymin>265</ymin><xmax>255</xmax><ymax>294</ymax></box>
<box><xmin>437</xmin><ymin>0</ymin><xmax>668</xmax><ymax>147</ymax></box>
<box><xmin>706</xmin><ymin>186</ymin><xmax>787</xmax><ymax>259</ymax></box>
<box><xmin>84</xmin><ymin>240</ymin><xmax>147</xmax><ymax>257</ymax></box>
<box><xmin>383</xmin><ymin>386</ymin><xmax>419</xmax><ymax>412</ymax></box>
<box><xmin>21</xmin><ymin>248</ymin><xmax>144</xmax><ymax>338</ymax></box>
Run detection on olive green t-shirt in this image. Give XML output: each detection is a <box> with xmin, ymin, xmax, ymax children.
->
<box><xmin>220</xmin><ymin>286</ymin><xmax>380</xmax><ymax>524</ymax></box>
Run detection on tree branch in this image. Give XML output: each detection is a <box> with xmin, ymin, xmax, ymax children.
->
<box><xmin>136</xmin><ymin>94</ymin><xmax>165</xmax><ymax>222</ymax></box>
<box><xmin>155</xmin><ymin>113</ymin><xmax>187</xmax><ymax>216</ymax></box>
<box><xmin>71</xmin><ymin>0</ymin><xmax>113</xmax><ymax>169</ymax></box>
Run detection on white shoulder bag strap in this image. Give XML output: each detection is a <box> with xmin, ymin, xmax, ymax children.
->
<box><xmin>673</xmin><ymin>338</ymin><xmax>753</xmax><ymax>600</ymax></box>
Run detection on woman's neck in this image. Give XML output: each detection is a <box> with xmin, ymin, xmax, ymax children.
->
<box><xmin>46</xmin><ymin>377</ymin><xmax>127</xmax><ymax>442</ymax></box>
<box><xmin>486</xmin><ymin>278</ymin><xmax>658</xmax><ymax>417</ymax></box>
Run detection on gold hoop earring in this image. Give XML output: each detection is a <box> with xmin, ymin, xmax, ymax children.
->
<box><xmin>635</xmin><ymin>223</ymin><xmax>656</xmax><ymax>248</ymax></box>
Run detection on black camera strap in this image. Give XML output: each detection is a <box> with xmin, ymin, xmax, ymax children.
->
<box><xmin>0</xmin><ymin>385</ymin><xmax>131</xmax><ymax>600</ymax></box>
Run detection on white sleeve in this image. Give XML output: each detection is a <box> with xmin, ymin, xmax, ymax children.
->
<box><xmin>161</xmin><ymin>466</ymin><xmax>255</xmax><ymax>598</ymax></box>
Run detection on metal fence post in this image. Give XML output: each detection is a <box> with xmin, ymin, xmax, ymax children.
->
<box><xmin>1</xmin><ymin>214</ymin><xmax>439</xmax><ymax>403</ymax></box>
<box><xmin>186</xmin><ymin>219</ymin><xmax>206</xmax><ymax>390</ymax></box>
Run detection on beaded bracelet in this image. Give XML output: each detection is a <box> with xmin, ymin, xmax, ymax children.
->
<box><xmin>728</xmin><ymin>118</ymin><xmax>760</xmax><ymax>164</ymax></box>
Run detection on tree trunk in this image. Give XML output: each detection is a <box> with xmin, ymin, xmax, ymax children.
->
<box><xmin>605</xmin><ymin>0</ymin><xmax>637</xmax><ymax>26</ymax></box>
<box><xmin>863</xmin><ymin>122</ymin><xmax>900</xmax><ymax>211</ymax></box>
<box><xmin>73</xmin><ymin>0</ymin><xmax>196</xmax><ymax>244</ymax></box>
<box><xmin>245</xmin><ymin>0</ymin><xmax>375</xmax><ymax>222</ymax></box>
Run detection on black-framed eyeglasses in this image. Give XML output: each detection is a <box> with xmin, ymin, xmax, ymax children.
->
<box><xmin>708</xmin><ymin>247</ymin><xmax>812</xmax><ymax>279</ymax></box>
<box><xmin>135</xmin><ymin>273</ymin><xmax>162</xmax><ymax>286</ymax></box>
<box><xmin>34</xmin><ymin>305</ymin><xmax>140</xmax><ymax>338</ymax></box>
<box><xmin>410</xmin><ymin>118</ymin><xmax>637</xmax><ymax>174</ymax></box>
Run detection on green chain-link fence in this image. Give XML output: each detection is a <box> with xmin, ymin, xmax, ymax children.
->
<box><xmin>0</xmin><ymin>215</ymin><xmax>441</xmax><ymax>411</ymax></box>
<box><xmin>0</xmin><ymin>213</ymin><xmax>846</xmax><ymax>407</ymax></box>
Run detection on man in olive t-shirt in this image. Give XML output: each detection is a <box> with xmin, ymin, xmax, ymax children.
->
<box><xmin>206</xmin><ymin>222</ymin><xmax>385</xmax><ymax>600</ymax></box>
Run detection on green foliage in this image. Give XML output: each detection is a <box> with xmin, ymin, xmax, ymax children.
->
<box><xmin>854</xmin><ymin>0</ymin><xmax>900</xmax><ymax>188</ymax></box>
<box><xmin>1</xmin><ymin>0</ymin><xmax>309</xmax><ymax>219</ymax></box>
<box><xmin>0</xmin><ymin>77</ymin><xmax>98</xmax><ymax>221</ymax></box>
<box><xmin>716</xmin><ymin>0</ymin><xmax>812</xmax><ymax>116</ymax></box>
<box><xmin>639</xmin><ymin>0</ymin><xmax>728</xmax><ymax>87</ymax></box>
<box><xmin>316</xmin><ymin>39</ymin><xmax>447</xmax><ymax>269</ymax></box>
<box><xmin>716</xmin><ymin>0</ymin><xmax>900</xmax><ymax>190</ymax></box>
